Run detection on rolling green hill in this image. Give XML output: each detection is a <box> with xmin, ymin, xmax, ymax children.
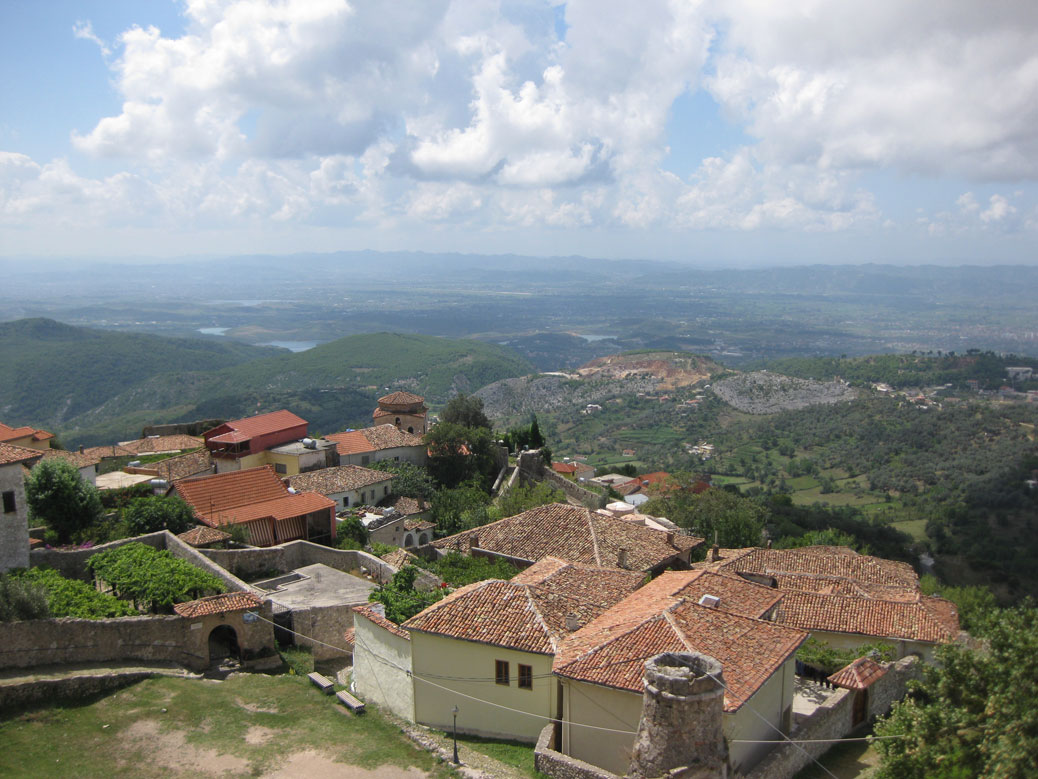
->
<box><xmin>0</xmin><ymin>320</ymin><xmax>534</xmax><ymax>446</ymax></box>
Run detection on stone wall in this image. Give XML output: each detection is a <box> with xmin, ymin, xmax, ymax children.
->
<box><xmin>1</xmin><ymin>462</ymin><xmax>31</xmax><ymax>571</ymax></box>
<box><xmin>290</xmin><ymin>603</ymin><xmax>356</xmax><ymax>663</ymax></box>
<box><xmin>0</xmin><ymin>670</ymin><xmax>169</xmax><ymax>712</ymax></box>
<box><xmin>535</xmin><ymin>724</ymin><xmax>619</xmax><ymax>779</ymax></box>
<box><xmin>201</xmin><ymin>541</ymin><xmax>397</xmax><ymax>585</ymax></box>
<box><xmin>517</xmin><ymin>450</ymin><xmax>606</xmax><ymax>510</ymax></box>
<box><xmin>0</xmin><ymin>600</ymin><xmax>276</xmax><ymax>674</ymax></box>
<box><xmin>743</xmin><ymin>657</ymin><xmax>921</xmax><ymax>779</ymax></box>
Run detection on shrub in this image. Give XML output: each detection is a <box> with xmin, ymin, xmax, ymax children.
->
<box><xmin>12</xmin><ymin>567</ymin><xmax>135</xmax><ymax>619</ymax></box>
<box><xmin>87</xmin><ymin>542</ymin><xmax>225</xmax><ymax>612</ymax></box>
<box><xmin>0</xmin><ymin>573</ymin><xmax>50</xmax><ymax>621</ymax></box>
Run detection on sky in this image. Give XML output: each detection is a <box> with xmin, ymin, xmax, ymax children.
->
<box><xmin>1</xmin><ymin>0</ymin><xmax>1037</xmax><ymax>265</ymax></box>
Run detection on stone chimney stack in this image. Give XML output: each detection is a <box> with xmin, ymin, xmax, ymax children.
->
<box><xmin>627</xmin><ymin>652</ymin><xmax>728</xmax><ymax>779</ymax></box>
<box><xmin>710</xmin><ymin>544</ymin><xmax>720</xmax><ymax>562</ymax></box>
<box><xmin>617</xmin><ymin>548</ymin><xmax>628</xmax><ymax>569</ymax></box>
<box><xmin>565</xmin><ymin>613</ymin><xmax>580</xmax><ymax>632</ymax></box>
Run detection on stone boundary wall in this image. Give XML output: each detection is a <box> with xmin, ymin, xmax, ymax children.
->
<box><xmin>0</xmin><ymin>669</ymin><xmax>190</xmax><ymax>712</ymax></box>
<box><xmin>535</xmin><ymin>724</ymin><xmax>619</xmax><ymax>779</ymax></box>
<box><xmin>200</xmin><ymin>541</ymin><xmax>396</xmax><ymax>585</ymax></box>
<box><xmin>142</xmin><ymin>420</ymin><xmax>224</xmax><ymax>438</ymax></box>
<box><xmin>290</xmin><ymin>604</ymin><xmax>358</xmax><ymax>663</ymax></box>
<box><xmin>743</xmin><ymin>657</ymin><xmax>921</xmax><ymax>779</ymax></box>
<box><xmin>517</xmin><ymin>450</ymin><xmax>606</xmax><ymax>510</ymax></box>
<box><xmin>0</xmin><ymin>615</ymin><xmax>206</xmax><ymax>670</ymax></box>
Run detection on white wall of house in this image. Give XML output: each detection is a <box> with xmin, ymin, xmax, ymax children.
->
<box><xmin>0</xmin><ymin>462</ymin><xmax>30</xmax><ymax>571</ymax></box>
<box><xmin>78</xmin><ymin>464</ymin><xmax>98</xmax><ymax>486</ymax></box>
<box><xmin>410</xmin><ymin>631</ymin><xmax>555</xmax><ymax>742</ymax></box>
<box><xmin>340</xmin><ymin>445</ymin><xmax>427</xmax><ymax>468</ymax></box>
<box><xmin>352</xmin><ymin>611</ymin><xmax>414</xmax><ymax>721</ymax></box>
<box><xmin>326</xmin><ymin>478</ymin><xmax>393</xmax><ymax>511</ymax></box>
<box><xmin>723</xmin><ymin>657</ymin><xmax>795</xmax><ymax>773</ymax></box>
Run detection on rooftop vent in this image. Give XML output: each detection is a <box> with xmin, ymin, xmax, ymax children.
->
<box><xmin>565</xmin><ymin>614</ymin><xmax>581</xmax><ymax>632</ymax></box>
<box><xmin>698</xmin><ymin>594</ymin><xmax>721</xmax><ymax>609</ymax></box>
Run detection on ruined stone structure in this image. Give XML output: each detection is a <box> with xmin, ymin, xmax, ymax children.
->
<box><xmin>628</xmin><ymin>652</ymin><xmax>729</xmax><ymax>779</ymax></box>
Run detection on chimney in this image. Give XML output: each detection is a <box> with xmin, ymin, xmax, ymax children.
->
<box><xmin>78</xmin><ymin>445</ymin><xmax>84</xmax><ymax>453</ymax></box>
<box><xmin>617</xmin><ymin>548</ymin><xmax>628</xmax><ymax>569</ymax></box>
<box><xmin>627</xmin><ymin>652</ymin><xmax>728</xmax><ymax>778</ymax></box>
<box><xmin>710</xmin><ymin>544</ymin><xmax>720</xmax><ymax>562</ymax></box>
<box><xmin>565</xmin><ymin>614</ymin><xmax>580</xmax><ymax>632</ymax></box>
<box><xmin>767</xmin><ymin>539</ymin><xmax>773</xmax><ymax>549</ymax></box>
<box><xmin>666</xmin><ymin>531</ymin><xmax>674</xmax><ymax>546</ymax></box>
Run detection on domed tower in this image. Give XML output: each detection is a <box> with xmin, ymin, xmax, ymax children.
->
<box><xmin>373</xmin><ymin>391</ymin><xmax>428</xmax><ymax>435</ymax></box>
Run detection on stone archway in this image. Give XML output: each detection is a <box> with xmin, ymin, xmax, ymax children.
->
<box><xmin>208</xmin><ymin>625</ymin><xmax>240</xmax><ymax>664</ymax></box>
<box><xmin>404</xmin><ymin>533</ymin><xmax>415</xmax><ymax>547</ymax></box>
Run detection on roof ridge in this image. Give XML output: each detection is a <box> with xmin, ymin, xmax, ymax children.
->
<box><xmin>663</xmin><ymin>608</ymin><xmax>696</xmax><ymax>653</ymax></box>
<box><xmin>524</xmin><ymin>586</ymin><xmax>558</xmax><ymax>652</ymax></box>
<box><xmin>586</xmin><ymin>508</ymin><xmax>602</xmax><ymax>566</ymax></box>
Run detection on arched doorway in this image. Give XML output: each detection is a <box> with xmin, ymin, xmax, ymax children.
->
<box><xmin>404</xmin><ymin>533</ymin><xmax>415</xmax><ymax>547</ymax></box>
<box><xmin>208</xmin><ymin>625</ymin><xmax>240</xmax><ymax>664</ymax></box>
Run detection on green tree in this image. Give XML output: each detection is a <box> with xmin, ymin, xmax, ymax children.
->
<box><xmin>432</xmin><ymin>551</ymin><xmax>520</xmax><ymax>586</ymax></box>
<box><xmin>430</xmin><ymin>482</ymin><xmax>493</xmax><ymax>537</ymax></box>
<box><xmin>440</xmin><ymin>393</ymin><xmax>492</xmax><ymax>430</ymax></box>
<box><xmin>336</xmin><ymin>516</ymin><xmax>369</xmax><ymax>550</ymax></box>
<box><xmin>775</xmin><ymin>528</ymin><xmax>862</xmax><ymax>552</ymax></box>
<box><xmin>368</xmin><ymin>566</ymin><xmax>443</xmax><ymax>624</ymax></box>
<box><xmin>122</xmin><ymin>496</ymin><xmax>195</xmax><ymax>535</ymax></box>
<box><xmin>25</xmin><ymin>458</ymin><xmax>103</xmax><ymax>544</ymax></box>
<box><xmin>379</xmin><ymin>460</ymin><xmax>437</xmax><ymax>501</ymax></box>
<box><xmin>0</xmin><ymin>573</ymin><xmax>50</xmax><ymax>622</ymax></box>
<box><xmin>86</xmin><ymin>542</ymin><xmax>225</xmax><ymax>613</ymax></box>
<box><xmin>425</xmin><ymin>422</ymin><xmax>498</xmax><ymax>489</ymax></box>
<box><xmin>873</xmin><ymin>604</ymin><xmax>1038</xmax><ymax>779</ymax></box>
<box><xmin>644</xmin><ymin>486</ymin><xmax>765</xmax><ymax>547</ymax></box>
<box><xmin>497</xmin><ymin>482</ymin><xmax>564</xmax><ymax>519</ymax></box>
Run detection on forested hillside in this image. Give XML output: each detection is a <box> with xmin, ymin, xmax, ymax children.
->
<box><xmin>0</xmin><ymin>321</ymin><xmax>533</xmax><ymax>446</ymax></box>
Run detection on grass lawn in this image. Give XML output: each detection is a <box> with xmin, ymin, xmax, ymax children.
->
<box><xmin>441</xmin><ymin>732</ymin><xmax>546</xmax><ymax>778</ymax></box>
<box><xmin>891</xmin><ymin>518</ymin><xmax>929</xmax><ymax>542</ymax></box>
<box><xmin>711</xmin><ymin>475</ymin><xmax>751</xmax><ymax>486</ymax></box>
<box><xmin>0</xmin><ymin>674</ymin><xmax>455</xmax><ymax>778</ymax></box>
<box><xmin>786</xmin><ymin>475</ymin><xmax>820</xmax><ymax>491</ymax></box>
<box><xmin>790</xmin><ymin>487</ymin><xmax>885</xmax><ymax>507</ymax></box>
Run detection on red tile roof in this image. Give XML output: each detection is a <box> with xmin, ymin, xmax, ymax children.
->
<box><xmin>39</xmin><ymin>448</ymin><xmax>101</xmax><ymax>468</ymax></box>
<box><xmin>379</xmin><ymin>495</ymin><xmax>430</xmax><ymax>517</ymax></box>
<box><xmin>326</xmin><ymin>424</ymin><xmax>425</xmax><ymax>455</ymax></box>
<box><xmin>207</xmin><ymin>410</ymin><xmax>307</xmax><ymax>440</ymax></box>
<box><xmin>432</xmin><ymin>503</ymin><xmax>703</xmax><ymax>572</ymax></box>
<box><xmin>173</xmin><ymin>591</ymin><xmax>262</xmax><ymax>618</ymax></box>
<box><xmin>118</xmin><ymin>435</ymin><xmax>203</xmax><ymax>454</ymax></box>
<box><xmin>145</xmin><ymin>449</ymin><xmax>214</xmax><ymax>482</ymax></box>
<box><xmin>0</xmin><ymin>442</ymin><xmax>45</xmax><ymax>466</ymax></box>
<box><xmin>776</xmin><ymin>590</ymin><xmax>958</xmax><ymax>644</ymax></box>
<box><xmin>172</xmin><ymin>465</ymin><xmax>334</xmax><ymax>527</ymax></box>
<box><xmin>286</xmin><ymin>465</ymin><xmax>393</xmax><ymax>495</ymax></box>
<box><xmin>554</xmin><ymin>572</ymin><xmax>807</xmax><ymax>712</ymax></box>
<box><xmin>0</xmin><ymin>423</ymin><xmax>40</xmax><ymax>442</ymax></box>
<box><xmin>354</xmin><ymin>604</ymin><xmax>411</xmax><ymax>640</ymax></box>
<box><xmin>670</xmin><ymin>570</ymin><xmax>783</xmax><ymax>619</ymax></box>
<box><xmin>403</xmin><ymin>560</ymin><xmax>645</xmax><ymax>654</ymax></box>
<box><xmin>378</xmin><ymin>391</ymin><xmax>426</xmax><ymax>406</ymax></box>
<box><xmin>552</xmin><ymin>462</ymin><xmax>578</xmax><ymax>474</ymax></box>
<box><xmin>828</xmin><ymin>656</ymin><xmax>888</xmax><ymax>690</ymax></box>
<box><xmin>81</xmin><ymin>444</ymin><xmax>136</xmax><ymax>459</ymax></box>
<box><xmin>695</xmin><ymin>546</ymin><xmax>920</xmax><ymax>591</ymax></box>
<box><xmin>177</xmin><ymin>526</ymin><xmax>232</xmax><ymax>547</ymax></box>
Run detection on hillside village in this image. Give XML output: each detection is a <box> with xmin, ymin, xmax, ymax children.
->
<box><xmin>0</xmin><ymin>386</ymin><xmax>977</xmax><ymax>779</ymax></box>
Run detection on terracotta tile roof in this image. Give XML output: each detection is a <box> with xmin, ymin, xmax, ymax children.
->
<box><xmin>82</xmin><ymin>444</ymin><xmax>136</xmax><ymax>459</ymax></box>
<box><xmin>172</xmin><ymin>465</ymin><xmax>334</xmax><ymax>527</ymax></box>
<box><xmin>695</xmin><ymin>546</ymin><xmax>920</xmax><ymax>591</ymax></box>
<box><xmin>403</xmin><ymin>561</ymin><xmax>645</xmax><ymax>654</ymax></box>
<box><xmin>207</xmin><ymin>410</ymin><xmax>308</xmax><ymax>440</ymax></box>
<box><xmin>432</xmin><ymin>503</ymin><xmax>703</xmax><ymax>572</ymax></box>
<box><xmin>39</xmin><ymin>448</ymin><xmax>101</xmax><ymax>468</ymax></box>
<box><xmin>29</xmin><ymin>537</ymin><xmax>44</xmax><ymax>550</ymax></box>
<box><xmin>286</xmin><ymin>465</ymin><xmax>393</xmax><ymax>495</ymax></box>
<box><xmin>354</xmin><ymin>604</ymin><xmax>411</xmax><ymax>640</ymax></box>
<box><xmin>378</xmin><ymin>391</ymin><xmax>426</xmax><ymax>406</ymax></box>
<box><xmin>343</xmin><ymin>627</ymin><xmax>356</xmax><ymax>647</ymax></box>
<box><xmin>379</xmin><ymin>495</ymin><xmax>430</xmax><ymax>516</ymax></box>
<box><xmin>0</xmin><ymin>423</ymin><xmax>39</xmax><ymax>442</ymax></box>
<box><xmin>552</xmin><ymin>462</ymin><xmax>578</xmax><ymax>474</ymax></box>
<box><xmin>146</xmin><ymin>449</ymin><xmax>214</xmax><ymax>482</ymax></box>
<box><xmin>828</xmin><ymin>656</ymin><xmax>888</xmax><ymax>690</ymax></box>
<box><xmin>554</xmin><ymin>572</ymin><xmax>807</xmax><ymax>711</ymax></box>
<box><xmin>177</xmin><ymin>526</ymin><xmax>231</xmax><ymax>547</ymax></box>
<box><xmin>773</xmin><ymin>573</ymin><xmax>921</xmax><ymax>602</ymax></box>
<box><xmin>0</xmin><ymin>442</ymin><xmax>45</xmax><ymax>466</ymax></box>
<box><xmin>173</xmin><ymin>591</ymin><xmax>262</xmax><ymax>618</ymax></box>
<box><xmin>618</xmin><ymin>472</ymin><xmax>673</xmax><ymax>495</ymax></box>
<box><xmin>32</xmin><ymin>429</ymin><xmax>54</xmax><ymax>441</ymax></box>
<box><xmin>380</xmin><ymin>548</ymin><xmax>422</xmax><ymax>570</ymax></box>
<box><xmin>118</xmin><ymin>435</ymin><xmax>203</xmax><ymax>454</ymax></box>
<box><xmin>326</xmin><ymin>424</ymin><xmax>425</xmax><ymax>456</ymax></box>
<box><xmin>670</xmin><ymin>570</ymin><xmax>783</xmax><ymax>619</ymax></box>
<box><xmin>403</xmin><ymin>517</ymin><xmax>435</xmax><ymax>531</ymax></box>
<box><xmin>776</xmin><ymin>590</ymin><xmax>958</xmax><ymax>644</ymax></box>
<box><xmin>361</xmin><ymin>424</ymin><xmax>425</xmax><ymax>450</ymax></box>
